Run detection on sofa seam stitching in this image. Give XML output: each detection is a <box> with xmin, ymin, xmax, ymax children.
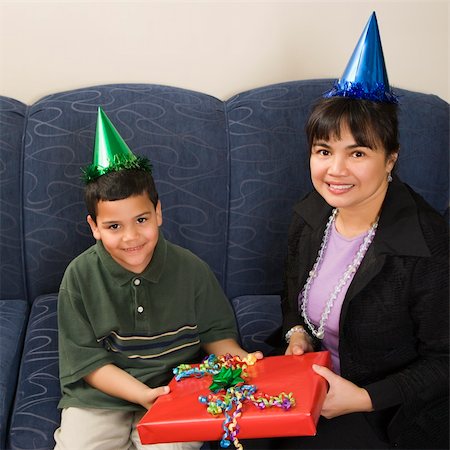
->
<box><xmin>223</xmin><ymin>99</ymin><xmax>231</xmax><ymax>296</ymax></box>
<box><xmin>19</xmin><ymin>105</ymin><xmax>30</xmax><ymax>304</ymax></box>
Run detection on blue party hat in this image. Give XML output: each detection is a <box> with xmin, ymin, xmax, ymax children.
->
<box><xmin>324</xmin><ymin>12</ymin><xmax>397</xmax><ymax>103</ymax></box>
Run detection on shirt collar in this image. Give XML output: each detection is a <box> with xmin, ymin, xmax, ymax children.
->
<box><xmin>294</xmin><ymin>176</ymin><xmax>430</xmax><ymax>258</ymax></box>
<box><xmin>96</xmin><ymin>229</ymin><xmax>168</xmax><ymax>286</ymax></box>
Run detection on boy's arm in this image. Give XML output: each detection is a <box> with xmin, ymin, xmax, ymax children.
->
<box><xmin>203</xmin><ymin>338</ymin><xmax>263</xmax><ymax>360</ymax></box>
<box><xmin>84</xmin><ymin>364</ymin><xmax>169</xmax><ymax>410</ymax></box>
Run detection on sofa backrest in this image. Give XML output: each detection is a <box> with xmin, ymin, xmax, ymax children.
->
<box><xmin>19</xmin><ymin>85</ymin><xmax>229</xmax><ymax>303</ymax></box>
<box><xmin>0</xmin><ymin>97</ymin><xmax>27</xmax><ymax>300</ymax></box>
<box><xmin>0</xmin><ymin>80</ymin><xmax>448</xmax><ymax>303</ymax></box>
<box><xmin>225</xmin><ymin>79</ymin><xmax>449</xmax><ymax>298</ymax></box>
<box><xmin>225</xmin><ymin>81</ymin><xmax>316</xmax><ymax>298</ymax></box>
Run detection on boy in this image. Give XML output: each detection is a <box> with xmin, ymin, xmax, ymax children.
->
<box><xmin>54</xmin><ymin>108</ymin><xmax>258</xmax><ymax>450</ymax></box>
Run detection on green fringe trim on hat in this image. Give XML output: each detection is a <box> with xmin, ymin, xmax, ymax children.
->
<box><xmin>82</xmin><ymin>155</ymin><xmax>153</xmax><ymax>184</ymax></box>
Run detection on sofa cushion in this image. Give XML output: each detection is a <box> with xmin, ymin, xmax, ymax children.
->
<box><xmin>396</xmin><ymin>91</ymin><xmax>449</xmax><ymax>216</ymax></box>
<box><xmin>225</xmin><ymin>80</ymin><xmax>449</xmax><ymax>299</ymax></box>
<box><xmin>231</xmin><ymin>295</ymin><xmax>282</xmax><ymax>354</ymax></box>
<box><xmin>0</xmin><ymin>98</ymin><xmax>28</xmax><ymax>300</ymax></box>
<box><xmin>225</xmin><ymin>80</ymin><xmax>324</xmax><ymax>298</ymax></box>
<box><xmin>21</xmin><ymin>85</ymin><xmax>229</xmax><ymax>302</ymax></box>
<box><xmin>6</xmin><ymin>294</ymin><xmax>215</xmax><ymax>450</ymax></box>
<box><xmin>0</xmin><ymin>299</ymin><xmax>29</xmax><ymax>449</ymax></box>
<box><xmin>7</xmin><ymin>294</ymin><xmax>60</xmax><ymax>450</ymax></box>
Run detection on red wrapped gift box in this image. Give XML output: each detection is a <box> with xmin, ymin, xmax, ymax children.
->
<box><xmin>137</xmin><ymin>352</ymin><xmax>331</xmax><ymax>444</ymax></box>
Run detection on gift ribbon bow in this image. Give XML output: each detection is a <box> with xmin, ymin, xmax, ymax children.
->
<box><xmin>173</xmin><ymin>354</ymin><xmax>296</xmax><ymax>450</ymax></box>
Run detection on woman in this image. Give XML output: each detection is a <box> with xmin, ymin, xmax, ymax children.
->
<box><xmin>271</xmin><ymin>12</ymin><xmax>448</xmax><ymax>450</ymax></box>
<box><xmin>276</xmin><ymin>96</ymin><xmax>449</xmax><ymax>449</ymax></box>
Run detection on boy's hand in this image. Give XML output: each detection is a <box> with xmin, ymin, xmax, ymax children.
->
<box><xmin>203</xmin><ymin>338</ymin><xmax>264</xmax><ymax>362</ymax></box>
<box><xmin>84</xmin><ymin>363</ymin><xmax>171</xmax><ymax>410</ymax></box>
<box><xmin>245</xmin><ymin>351</ymin><xmax>264</xmax><ymax>363</ymax></box>
<box><xmin>140</xmin><ymin>385</ymin><xmax>170</xmax><ymax>410</ymax></box>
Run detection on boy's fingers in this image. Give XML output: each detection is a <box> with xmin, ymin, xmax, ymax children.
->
<box><xmin>253</xmin><ymin>351</ymin><xmax>264</xmax><ymax>360</ymax></box>
<box><xmin>152</xmin><ymin>385</ymin><xmax>170</xmax><ymax>399</ymax></box>
<box><xmin>244</xmin><ymin>351</ymin><xmax>263</xmax><ymax>364</ymax></box>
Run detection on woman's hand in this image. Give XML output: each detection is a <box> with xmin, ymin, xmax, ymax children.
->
<box><xmin>285</xmin><ymin>330</ymin><xmax>314</xmax><ymax>356</ymax></box>
<box><xmin>312</xmin><ymin>364</ymin><xmax>373</xmax><ymax>418</ymax></box>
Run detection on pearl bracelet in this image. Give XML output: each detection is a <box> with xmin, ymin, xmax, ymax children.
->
<box><xmin>285</xmin><ymin>325</ymin><xmax>311</xmax><ymax>343</ymax></box>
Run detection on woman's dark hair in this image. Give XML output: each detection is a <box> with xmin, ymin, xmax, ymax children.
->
<box><xmin>85</xmin><ymin>169</ymin><xmax>159</xmax><ymax>223</ymax></box>
<box><xmin>306</xmin><ymin>97</ymin><xmax>399</xmax><ymax>159</ymax></box>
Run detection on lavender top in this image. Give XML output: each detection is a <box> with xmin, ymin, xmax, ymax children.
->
<box><xmin>306</xmin><ymin>222</ymin><xmax>366</xmax><ymax>374</ymax></box>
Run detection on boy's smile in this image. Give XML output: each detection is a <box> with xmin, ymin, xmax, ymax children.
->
<box><xmin>87</xmin><ymin>193</ymin><xmax>162</xmax><ymax>273</ymax></box>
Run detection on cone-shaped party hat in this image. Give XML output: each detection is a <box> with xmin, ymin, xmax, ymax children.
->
<box><xmin>324</xmin><ymin>12</ymin><xmax>397</xmax><ymax>103</ymax></box>
<box><xmin>82</xmin><ymin>107</ymin><xmax>151</xmax><ymax>183</ymax></box>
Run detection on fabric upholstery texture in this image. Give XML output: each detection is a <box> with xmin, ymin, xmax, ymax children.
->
<box><xmin>225</xmin><ymin>80</ymin><xmax>449</xmax><ymax>299</ymax></box>
<box><xmin>7</xmin><ymin>295</ymin><xmax>60</xmax><ymax>450</ymax></box>
<box><xmin>22</xmin><ymin>85</ymin><xmax>229</xmax><ymax>303</ymax></box>
<box><xmin>226</xmin><ymin>81</ymin><xmax>319</xmax><ymax>298</ymax></box>
<box><xmin>0</xmin><ymin>300</ymin><xmax>29</xmax><ymax>449</ymax></box>
<box><xmin>231</xmin><ymin>295</ymin><xmax>282</xmax><ymax>354</ymax></box>
<box><xmin>0</xmin><ymin>80</ymin><xmax>448</xmax><ymax>449</ymax></box>
<box><xmin>396</xmin><ymin>90</ymin><xmax>449</xmax><ymax>215</ymax></box>
<box><xmin>0</xmin><ymin>98</ymin><xmax>27</xmax><ymax>300</ymax></box>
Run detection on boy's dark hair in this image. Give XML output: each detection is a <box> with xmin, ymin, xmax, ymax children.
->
<box><xmin>85</xmin><ymin>169</ymin><xmax>159</xmax><ymax>223</ymax></box>
<box><xmin>306</xmin><ymin>97</ymin><xmax>399</xmax><ymax>159</ymax></box>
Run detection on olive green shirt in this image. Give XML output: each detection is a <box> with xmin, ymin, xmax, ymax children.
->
<box><xmin>58</xmin><ymin>232</ymin><xmax>238</xmax><ymax>410</ymax></box>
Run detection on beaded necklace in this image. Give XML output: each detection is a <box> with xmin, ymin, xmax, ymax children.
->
<box><xmin>299</xmin><ymin>208</ymin><xmax>378</xmax><ymax>339</ymax></box>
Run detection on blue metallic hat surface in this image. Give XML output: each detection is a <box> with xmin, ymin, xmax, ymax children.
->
<box><xmin>324</xmin><ymin>12</ymin><xmax>398</xmax><ymax>103</ymax></box>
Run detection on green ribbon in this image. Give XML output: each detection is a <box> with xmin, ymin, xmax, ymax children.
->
<box><xmin>209</xmin><ymin>366</ymin><xmax>245</xmax><ymax>393</ymax></box>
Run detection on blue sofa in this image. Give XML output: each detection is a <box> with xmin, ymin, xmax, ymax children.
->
<box><xmin>0</xmin><ymin>80</ymin><xmax>448</xmax><ymax>449</ymax></box>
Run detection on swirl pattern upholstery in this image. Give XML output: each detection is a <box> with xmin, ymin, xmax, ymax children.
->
<box><xmin>225</xmin><ymin>80</ymin><xmax>449</xmax><ymax>299</ymax></box>
<box><xmin>6</xmin><ymin>295</ymin><xmax>59</xmax><ymax>450</ymax></box>
<box><xmin>0</xmin><ymin>97</ymin><xmax>27</xmax><ymax>300</ymax></box>
<box><xmin>231</xmin><ymin>295</ymin><xmax>282</xmax><ymax>355</ymax></box>
<box><xmin>0</xmin><ymin>81</ymin><xmax>448</xmax><ymax>449</ymax></box>
<box><xmin>21</xmin><ymin>85</ymin><xmax>229</xmax><ymax>303</ymax></box>
<box><xmin>0</xmin><ymin>97</ymin><xmax>31</xmax><ymax>449</ymax></box>
<box><xmin>0</xmin><ymin>300</ymin><xmax>29</xmax><ymax>449</ymax></box>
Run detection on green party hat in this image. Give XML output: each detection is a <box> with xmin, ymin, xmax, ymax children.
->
<box><xmin>82</xmin><ymin>107</ymin><xmax>151</xmax><ymax>183</ymax></box>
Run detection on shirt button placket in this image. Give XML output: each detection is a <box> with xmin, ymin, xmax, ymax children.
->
<box><xmin>133</xmin><ymin>278</ymin><xmax>145</xmax><ymax>317</ymax></box>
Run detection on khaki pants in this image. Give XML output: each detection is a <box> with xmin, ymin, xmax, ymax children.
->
<box><xmin>54</xmin><ymin>407</ymin><xmax>203</xmax><ymax>450</ymax></box>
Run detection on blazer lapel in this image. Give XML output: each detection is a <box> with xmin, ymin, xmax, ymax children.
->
<box><xmin>339</xmin><ymin>245</ymin><xmax>386</xmax><ymax>334</ymax></box>
<box><xmin>338</xmin><ymin>177</ymin><xmax>431</xmax><ymax>333</ymax></box>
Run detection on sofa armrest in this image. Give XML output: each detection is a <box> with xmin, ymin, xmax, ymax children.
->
<box><xmin>0</xmin><ymin>299</ymin><xmax>29</xmax><ymax>449</ymax></box>
<box><xmin>231</xmin><ymin>295</ymin><xmax>282</xmax><ymax>355</ymax></box>
<box><xmin>7</xmin><ymin>294</ymin><xmax>60</xmax><ymax>450</ymax></box>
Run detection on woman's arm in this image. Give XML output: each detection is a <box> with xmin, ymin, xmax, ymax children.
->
<box><xmin>312</xmin><ymin>364</ymin><xmax>374</xmax><ymax>418</ymax></box>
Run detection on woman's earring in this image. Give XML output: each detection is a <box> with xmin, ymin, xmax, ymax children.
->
<box><xmin>387</xmin><ymin>172</ymin><xmax>393</xmax><ymax>182</ymax></box>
